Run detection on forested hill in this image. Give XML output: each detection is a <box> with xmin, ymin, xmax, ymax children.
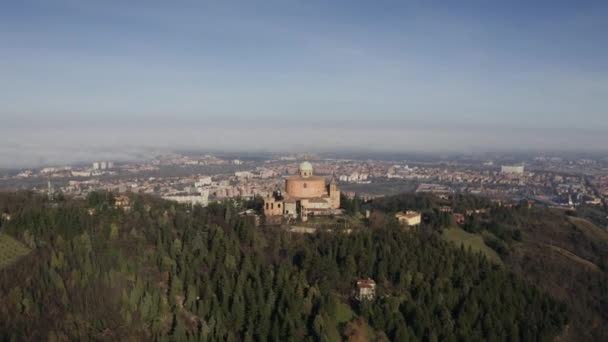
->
<box><xmin>362</xmin><ymin>193</ymin><xmax>608</xmax><ymax>341</ymax></box>
<box><xmin>0</xmin><ymin>192</ymin><xmax>567</xmax><ymax>341</ymax></box>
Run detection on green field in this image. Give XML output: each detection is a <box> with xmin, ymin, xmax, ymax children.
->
<box><xmin>0</xmin><ymin>233</ymin><xmax>31</xmax><ymax>270</ymax></box>
<box><xmin>442</xmin><ymin>228</ymin><xmax>503</xmax><ymax>265</ymax></box>
<box><xmin>335</xmin><ymin>302</ymin><xmax>355</xmax><ymax>324</ymax></box>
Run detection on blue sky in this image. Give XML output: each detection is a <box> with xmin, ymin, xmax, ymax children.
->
<box><xmin>1</xmin><ymin>1</ymin><xmax>607</xmax><ymax>166</ymax></box>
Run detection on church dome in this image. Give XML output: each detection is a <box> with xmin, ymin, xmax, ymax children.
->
<box><xmin>299</xmin><ymin>161</ymin><xmax>313</xmax><ymax>171</ymax></box>
<box><xmin>299</xmin><ymin>161</ymin><xmax>313</xmax><ymax>177</ymax></box>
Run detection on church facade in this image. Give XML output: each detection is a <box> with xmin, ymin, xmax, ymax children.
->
<box><xmin>264</xmin><ymin>161</ymin><xmax>340</xmax><ymax>219</ymax></box>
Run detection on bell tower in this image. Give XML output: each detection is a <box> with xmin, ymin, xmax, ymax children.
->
<box><xmin>329</xmin><ymin>177</ymin><xmax>340</xmax><ymax>209</ymax></box>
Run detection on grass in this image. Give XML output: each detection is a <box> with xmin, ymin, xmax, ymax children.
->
<box><xmin>0</xmin><ymin>233</ymin><xmax>31</xmax><ymax>270</ymax></box>
<box><xmin>568</xmin><ymin>216</ymin><xmax>608</xmax><ymax>243</ymax></box>
<box><xmin>335</xmin><ymin>302</ymin><xmax>355</xmax><ymax>324</ymax></box>
<box><xmin>545</xmin><ymin>243</ymin><xmax>599</xmax><ymax>270</ymax></box>
<box><xmin>442</xmin><ymin>227</ymin><xmax>503</xmax><ymax>265</ymax></box>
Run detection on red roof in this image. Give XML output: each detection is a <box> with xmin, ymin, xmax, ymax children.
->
<box><xmin>357</xmin><ymin>279</ymin><xmax>376</xmax><ymax>288</ymax></box>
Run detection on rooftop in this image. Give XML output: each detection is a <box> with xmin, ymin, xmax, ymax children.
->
<box><xmin>396</xmin><ymin>210</ymin><xmax>421</xmax><ymax>219</ymax></box>
<box><xmin>357</xmin><ymin>279</ymin><xmax>376</xmax><ymax>288</ymax></box>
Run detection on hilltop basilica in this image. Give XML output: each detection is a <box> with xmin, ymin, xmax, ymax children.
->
<box><xmin>264</xmin><ymin>161</ymin><xmax>340</xmax><ymax>219</ymax></box>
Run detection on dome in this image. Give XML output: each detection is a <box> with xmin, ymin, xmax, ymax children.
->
<box><xmin>299</xmin><ymin>161</ymin><xmax>313</xmax><ymax>171</ymax></box>
<box><xmin>299</xmin><ymin>161</ymin><xmax>313</xmax><ymax>177</ymax></box>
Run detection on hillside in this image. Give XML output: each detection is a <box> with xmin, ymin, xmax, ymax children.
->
<box><xmin>366</xmin><ymin>193</ymin><xmax>608</xmax><ymax>341</ymax></box>
<box><xmin>0</xmin><ymin>192</ymin><xmax>568</xmax><ymax>341</ymax></box>
<box><xmin>504</xmin><ymin>213</ymin><xmax>608</xmax><ymax>341</ymax></box>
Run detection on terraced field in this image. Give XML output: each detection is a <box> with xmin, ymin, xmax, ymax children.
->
<box><xmin>0</xmin><ymin>233</ymin><xmax>31</xmax><ymax>270</ymax></box>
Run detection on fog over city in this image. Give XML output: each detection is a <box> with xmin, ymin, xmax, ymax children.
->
<box><xmin>2</xmin><ymin>119</ymin><xmax>608</xmax><ymax>168</ymax></box>
<box><xmin>2</xmin><ymin>1</ymin><xmax>607</xmax><ymax>167</ymax></box>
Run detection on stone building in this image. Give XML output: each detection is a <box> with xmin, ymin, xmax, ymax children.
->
<box><xmin>264</xmin><ymin>190</ymin><xmax>285</xmax><ymax>216</ymax></box>
<box><xmin>264</xmin><ymin>162</ymin><xmax>340</xmax><ymax>219</ymax></box>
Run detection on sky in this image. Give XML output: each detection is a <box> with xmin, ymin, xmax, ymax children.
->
<box><xmin>1</xmin><ymin>0</ymin><xmax>607</xmax><ymax>167</ymax></box>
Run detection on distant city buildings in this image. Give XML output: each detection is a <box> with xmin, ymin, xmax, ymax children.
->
<box><xmin>338</xmin><ymin>172</ymin><xmax>369</xmax><ymax>183</ymax></box>
<box><xmin>162</xmin><ymin>189</ymin><xmax>209</xmax><ymax>206</ymax></box>
<box><xmin>41</xmin><ymin>166</ymin><xmax>71</xmax><ymax>174</ymax></box>
<box><xmin>258</xmin><ymin>168</ymin><xmax>275</xmax><ymax>179</ymax></box>
<box><xmin>71</xmin><ymin>171</ymin><xmax>91</xmax><ymax>177</ymax></box>
<box><xmin>2</xmin><ymin>153</ymin><xmax>606</xmax><ymax>212</ymax></box>
<box><xmin>16</xmin><ymin>170</ymin><xmax>33</xmax><ymax>178</ymax></box>
<box><xmin>501</xmin><ymin>165</ymin><xmax>524</xmax><ymax>175</ymax></box>
<box><xmin>93</xmin><ymin>161</ymin><xmax>114</xmax><ymax>170</ymax></box>
<box><xmin>195</xmin><ymin>176</ymin><xmax>213</xmax><ymax>188</ymax></box>
<box><xmin>416</xmin><ymin>183</ymin><xmax>454</xmax><ymax>194</ymax></box>
<box><xmin>235</xmin><ymin>171</ymin><xmax>254</xmax><ymax>179</ymax></box>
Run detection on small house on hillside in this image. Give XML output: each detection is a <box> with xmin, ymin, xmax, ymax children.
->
<box><xmin>114</xmin><ymin>195</ymin><xmax>131</xmax><ymax>211</ymax></box>
<box><xmin>395</xmin><ymin>210</ymin><xmax>421</xmax><ymax>227</ymax></box>
<box><xmin>440</xmin><ymin>206</ymin><xmax>453</xmax><ymax>213</ymax></box>
<box><xmin>356</xmin><ymin>279</ymin><xmax>377</xmax><ymax>301</ymax></box>
<box><xmin>238</xmin><ymin>209</ymin><xmax>260</xmax><ymax>227</ymax></box>
<box><xmin>453</xmin><ymin>213</ymin><xmax>465</xmax><ymax>225</ymax></box>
